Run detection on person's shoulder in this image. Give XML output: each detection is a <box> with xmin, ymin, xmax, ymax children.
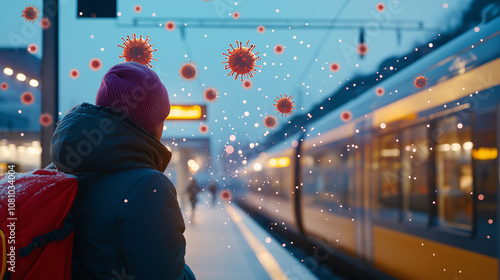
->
<box><xmin>134</xmin><ymin>169</ymin><xmax>172</xmax><ymax>185</ymax></box>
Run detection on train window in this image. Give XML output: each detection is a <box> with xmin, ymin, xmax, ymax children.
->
<box><xmin>375</xmin><ymin>132</ymin><xmax>400</xmax><ymax>220</ymax></box>
<box><xmin>434</xmin><ymin>114</ymin><xmax>473</xmax><ymax>232</ymax></box>
<box><xmin>401</xmin><ymin>125</ymin><xmax>429</xmax><ymax>224</ymax></box>
<box><xmin>302</xmin><ymin>140</ymin><xmax>355</xmax><ymax>214</ymax></box>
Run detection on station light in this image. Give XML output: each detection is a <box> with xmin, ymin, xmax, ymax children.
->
<box><xmin>268</xmin><ymin>157</ymin><xmax>290</xmax><ymax>168</ymax></box>
<box><xmin>253</xmin><ymin>162</ymin><xmax>262</xmax><ymax>171</ymax></box>
<box><xmin>29</xmin><ymin>79</ymin><xmax>39</xmax><ymax>87</ymax></box>
<box><xmin>3</xmin><ymin>68</ymin><xmax>13</xmax><ymax>76</ymax></box>
<box><xmin>472</xmin><ymin>147</ymin><xmax>497</xmax><ymax>160</ymax></box>
<box><xmin>166</xmin><ymin>105</ymin><xmax>206</xmax><ymax>120</ymax></box>
<box><xmin>188</xmin><ymin>159</ymin><xmax>200</xmax><ymax>172</ymax></box>
<box><xmin>16</xmin><ymin>73</ymin><xmax>26</xmax><ymax>81</ymax></box>
<box><xmin>463</xmin><ymin>141</ymin><xmax>473</xmax><ymax>150</ymax></box>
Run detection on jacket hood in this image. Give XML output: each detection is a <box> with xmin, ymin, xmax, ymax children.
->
<box><xmin>50</xmin><ymin>103</ymin><xmax>171</xmax><ymax>174</ymax></box>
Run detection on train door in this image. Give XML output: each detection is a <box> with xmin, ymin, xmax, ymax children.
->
<box><xmin>353</xmin><ymin>119</ymin><xmax>374</xmax><ymax>263</ymax></box>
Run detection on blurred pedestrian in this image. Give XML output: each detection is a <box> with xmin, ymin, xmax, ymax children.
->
<box><xmin>208</xmin><ymin>182</ymin><xmax>218</xmax><ymax>207</ymax></box>
<box><xmin>50</xmin><ymin>62</ymin><xmax>195</xmax><ymax>279</ymax></box>
<box><xmin>186</xmin><ymin>178</ymin><xmax>201</xmax><ymax>221</ymax></box>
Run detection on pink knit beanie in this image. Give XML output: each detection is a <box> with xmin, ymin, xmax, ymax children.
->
<box><xmin>95</xmin><ymin>62</ymin><xmax>170</xmax><ymax>134</ymax></box>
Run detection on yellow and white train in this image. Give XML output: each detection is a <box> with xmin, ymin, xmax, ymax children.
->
<box><xmin>238</xmin><ymin>12</ymin><xmax>500</xmax><ymax>280</ymax></box>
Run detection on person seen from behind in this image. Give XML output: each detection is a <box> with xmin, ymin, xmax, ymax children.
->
<box><xmin>50</xmin><ymin>62</ymin><xmax>196</xmax><ymax>280</ymax></box>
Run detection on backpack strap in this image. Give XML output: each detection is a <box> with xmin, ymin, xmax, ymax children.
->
<box><xmin>19</xmin><ymin>214</ymin><xmax>74</xmax><ymax>258</ymax></box>
<box><xmin>0</xmin><ymin>228</ymin><xmax>6</xmax><ymax>280</ymax></box>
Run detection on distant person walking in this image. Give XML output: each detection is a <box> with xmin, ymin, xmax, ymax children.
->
<box><xmin>186</xmin><ymin>178</ymin><xmax>201</xmax><ymax>221</ymax></box>
<box><xmin>50</xmin><ymin>62</ymin><xmax>195</xmax><ymax>279</ymax></box>
<box><xmin>208</xmin><ymin>182</ymin><xmax>218</xmax><ymax>207</ymax></box>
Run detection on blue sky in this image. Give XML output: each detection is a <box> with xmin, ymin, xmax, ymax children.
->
<box><xmin>0</xmin><ymin>0</ymin><xmax>472</xmax><ymax>170</ymax></box>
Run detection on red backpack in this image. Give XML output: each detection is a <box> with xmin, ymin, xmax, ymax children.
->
<box><xmin>0</xmin><ymin>168</ymin><xmax>78</xmax><ymax>280</ymax></box>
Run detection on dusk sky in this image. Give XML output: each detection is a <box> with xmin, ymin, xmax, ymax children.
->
<box><xmin>0</xmin><ymin>0</ymin><xmax>473</xmax><ymax>171</ymax></box>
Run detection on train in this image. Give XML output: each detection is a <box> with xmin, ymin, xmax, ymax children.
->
<box><xmin>236</xmin><ymin>10</ymin><xmax>500</xmax><ymax>280</ymax></box>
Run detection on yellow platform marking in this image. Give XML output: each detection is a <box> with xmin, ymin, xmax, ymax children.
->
<box><xmin>225</xmin><ymin>203</ymin><xmax>289</xmax><ymax>280</ymax></box>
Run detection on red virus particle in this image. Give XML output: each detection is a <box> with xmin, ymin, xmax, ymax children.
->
<box><xmin>376</xmin><ymin>3</ymin><xmax>385</xmax><ymax>12</ymax></box>
<box><xmin>22</xmin><ymin>5</ymin><xmax>39</xmax><ymax>23</ymax></box>
<box><xmin>274</xmin><ymin>44</ymin><xmax>284</xmax><ymax>55</ymax></box>
<box><xmin>0</xmin><ymin>82</ymin><xmax>8</xmax><ymax>91</ymax></box>
<box><xmin>89</xmin><ymin>58</ymin><xmax>102</xmax><ymax>71</ymax></box>
<box><xmin>222</xmin><ymin>40</ymin><xmax>261</xmax><ymax>81</ymax></box>
<box><xmin>376</xmin><ymin>87</ymin><xmax>385</xmax><ymax>96</ymax></box>
<box><xmin>221</xmin><ymin>190</ymin><xmax>231</xmax><ymax>200</ymax></box>
<box><xmin>204</xmin><ymin>87</ymin><xmax>218</xmax><ymax>102</ymax></box>
<box><xmin>179</xmin><ymin>61</ymin><xmax>198</xmax><ymax>82</ymax></box>
<box><xmin>233</xmin><ymin>11</ymin><xmax>240</xmax><ymax>20</ymax></box>
<box><xmin>414</xmin><ymin>75</ymin><xmax>428</xmax><ymax>90</ymax></box>
<box><xmin>274</xmin><ymin>94</ymin><xmax>295</xmax><ymax>117</ymax></box>
<box><xmin>257</xmin><ymin>25</ymin><xmax>265</xmax><ymax>33</ymax></box>
<box><xmin>165</xmin><ymin>21</ymin><xmax>175</xmax><ymax>31</ymax></box>
<box><xmin>40</xmin><ymin>17</ymin><xmax>51</xmax><ymax>29</ymax></box>
<box><xmin>27</xmin><ymin>44</ymin><xmax>38</xmax><ymax>54</ymax></box>
<box><xmin>242</xmin><ymin>80</ymin><xmax>252</xmax><ymax>89</ymax></box>
<box><xmin>39</xmin><ymin>113</ymin><xmax>53</xmax><ymax>127</ymax></box>
<box><xmin>134</xmin><ymin>5</ymin><xmax>142</xmax><ymax>13</ymax></box>
<box><xmin>330</xmin><ymin>62</ymin><xmax>340</xmax><ymax>72</ymax></box>
<box><xmin>199</xmin><ymin>124</ymin><xmax>208</xmax><ymax>134</ymax></box>
<box><xmin>341</xmin><ymin>111</ymin><xmax>352</xmax><ymax>122</ymax></box>
<box><xmin>264</xmin><ymin>115</ymin><xmax>277</xmax><ymax>128</ymax></box>
<box><xmin>21</xmin><ymin>92</ymin><xmax>34</xmax><ymax>105</ymax></box>
<box><xmin>69</xmin><ymin>69</ymin><xmax>80</xmax><ymax>79</ymax></box>
<box><xmin>358</xmin><ymin>43</ymin><xmax>368</xmax><ymax>56</ymax></box>
<box><xmin>118</xmin><ymin>34</ymin><xmax>158</xmax><ymax>68</ymax></box>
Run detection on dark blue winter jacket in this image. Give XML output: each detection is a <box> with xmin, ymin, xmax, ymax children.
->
<box><xmin>50</xmin><ymin>103</ymin><xmax>195</xmax><ymax>280</ymax></box>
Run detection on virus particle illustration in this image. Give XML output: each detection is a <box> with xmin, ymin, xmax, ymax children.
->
<box><xmin>257</xmin><ymin>25</ymin><xmax>265</xmax><ymax>33</ymax></box>
<box><xmin>40</xmin><ymin>17</ymin><xmax>51</xmax><ymax>29</ymax></box>
<box><xmin>118</xmin><ymin>34</ymin><xmax>158</xmax><ymax>68</ymax></box>
<box><xmin>0</xmin><ymin>82</ymin><xmax>8</xmax><ymax>91</ymax></box>
<box><xmin>274</xmin><ymin>94</ymin><xmax>295</xmax><ymax>117</ymax></box>
<box><xmin>165</xmin><ymin>21</ymin><xmax>175</xmax><ymax>31</ymax></box>
<box><xmin>376</xmin><ymin>87</ymin><xmax>385</xmax><ymax>96</ymax></box>
<box><xmin>264</xmin><ymin>115</ymin><xmax>277</xmax><ymax>128</ymax></box>
<box><xmin>134</xmin><ymin>5</ymin><xmax>142</xmax><ymax>13</ymax></box>
<box><xmin>221</xmin><ymin>190</ymin><xmax>231</xmax><ymax>200</ymax></box>
<box><xmin>242</xmin><ymin>80</ymin><xmax>252</xmax><ymax>89</ymax></box>
<box><xmin>70</xmin><ymin>69</ymin><xmax>80</xmax><ymax>79</ymax></box>
<box><xmin>22</xmin><ymin>5</ymin><xmax>39</xmax><ymax>23</ymax></box>
<box><xmin>204</xmin><ymin>87</ymin><xmax>218</xmax><ymax>102</ymax></box>
<box><xmin>377</xmin><ymin>3</ymin><xmax>385</xmax><ymax>12</ymax></box>
<box><xmin>89</xmin><ymin>58</ymin><xmax>102</xmax><ymax>71</ymax></box>
<box><xmin>414</xmin><ymin>75</ymin><xmax>428</xmax><ymax>90</ymax></box>
<box><xmin>27</xmin><ymin>44</ymin><xmax>38</xmax><ymax>54</ymax></box>
<box><xmin>222</xmin><ymin>40</ymin><xmax>261</xmax><ymax>81</ymax></box>
<box><xmin>341</xmin><ymin>111</ymin><xmax>352</xmax><ymax>122</ymax></box>
<box><xmin>233</xmin><ymin>11</ymin><xmax>240</xmax><ymax>20</ymax></box>
<box><xmin>358</xmin><ymin>43</ymin><xmax>368</xmax><ymax>56</ymax></box>
<box><xmin>225</xmin><ymin>145</ymin><xmax>234</xmax><ymax>154</ymax></box>
<box><xmin>330</xmin><ymin>62</ymin><xmax>340</xmax><ymax>72</ymax></box>
<box><xmin>179</xmin><ymin>61</ymin><xmax>198</xmax><ymax>81</ymax></box>
<box><xmin>274</xmin><ymin>44</ymin><xmax>284</xmax><ymax>55</ymax></box>
<box><xmin>199</xmin><ymin>124</ymin><xmax>208</xmax><ymax>134</ymax></box>
<box><xmin>21</xmin><ymin>92</ymin><xmax>34</xmax><ymax>105</ymax></box>
<box><xmin>40</xmin><ymin>113</ymin><xmax>53</xmax><ymax>127</ymax></box>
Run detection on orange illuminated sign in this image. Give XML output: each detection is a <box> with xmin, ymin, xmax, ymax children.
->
<box><xmin>166</xmin><ymin>105</ymin><xmax>206</xmax><ymax>121</ymax></box>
